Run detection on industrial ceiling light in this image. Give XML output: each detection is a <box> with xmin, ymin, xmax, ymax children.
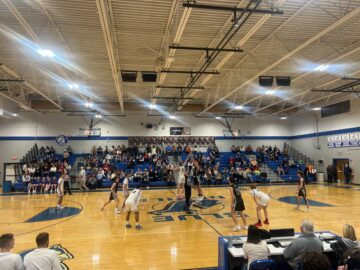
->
<box><xmin>312</xmin><ymin>107</ymin><xmax>321</xmax><ymax>111</ymax></box>
<box><xmin>234</xmin><ymin>105</ymin><xmax>243</xmax><ymax>110</ymax></box>
<box><xmin>95</xmin><ymin>114</ymin><xmax>102</xmax><ymax>119</ymax></box>
<box><xmin>314</xmin><ymin>64</ymin><xmax>329</xmax><ymax>72</ymax></box>
<box><xmin>67</xmin><ymin>83</ymin><xmax>79</xmax><ymax>89</ymax></box>
<box><xmin>215</xmin><ymin>116</ymin><xmax>222</xmax><ymax>120</ymax></box>
<box><xmin>149</xmin><ymin>104</ymin><xmax>157</xmax><ymax>109</ymax></box>
<box><xmin>84</xmin><ymin>102</ymin><xmax>93</xmax><ymax>108</ymax></box>
<box><xmin>12</xmin><ymin>113</ymin><xmax>18</xmax><ymax>117</ymax></box>
<box><xmin>280</xmin><ymin>117</ymin><xmax>287</xmax><ymax>120</ymax></box>
<box><xmin>169</xmin><ymin>115</ymin><xmax>176</xmax><ymax>119</ymax></box>
<box><xmin>265</xmin><ymin>90</ymin><xmax>274</xmax><ymax>95</ymax></box>
<box><xmin>37</xmin><ymin>49</ymin><xmax>55</xmax><ymax>57</ymax></box>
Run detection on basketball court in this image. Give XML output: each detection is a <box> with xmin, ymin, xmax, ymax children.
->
<box><xmin>1</xmin><ymin>0</ymin><xmax>360</xmax><ymax>269</ymax></box>
<box><xmin>1</xmin><ymin>183</ymin><xmax>360</xmax><ymax>269</ymax></box>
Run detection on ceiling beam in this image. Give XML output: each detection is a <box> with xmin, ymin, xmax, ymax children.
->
<box><xmin>0</xmin><ymin>92</ymin><xmax>38</xmax><ymax>113</ymax></box>
<box><xmin>183</xmin><ymin>2</ymin><xmax>284</xmax><ymax>15</ymax></box>
<box><xmin>153</xmin><ymin>5</ymin><xmax>192</xmax><ymax>104</ymax></box>
<box><xmin>96</xmin><ymin>0</ymin><xmax>124</xmax><ymax>114</ymax></box>
<box><xmin>181</xmin><ymin>0</ymin><xmax>286</xmax><ymax>109</ymax></box>
<box><xmin>199</xmin><ymin>4</ymin><xmax>360</xmax><ymax>115</ymax></box>
<box><xmin>0</xmin><ymin>64</ymin><xmax>62</xmax><ymax>110</ymax></box>
<box><xmin>1</xmin><ymin>0</ymin><xmax>66</xmax><ymax>109</ymax></box>
<box><xmin>273</xmin><ymin>70</ymin><xmax>360</xmax><ymax>115</ymax></box>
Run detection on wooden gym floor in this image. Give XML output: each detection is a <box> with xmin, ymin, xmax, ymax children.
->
<box><xmin>1</xmin><ymin>183</ymin><xmax>360</xmax><ymax>270</ymax></box>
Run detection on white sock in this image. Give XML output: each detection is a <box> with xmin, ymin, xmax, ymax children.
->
<box><xmin>126</xmin><ymin>221</ymin><xmax>130</xmax><ymax>225</ymax></box>
<box><xmin>136</xmin><ymin>222</ymin><xmax>140</xmax><ymax>226</ymax></box>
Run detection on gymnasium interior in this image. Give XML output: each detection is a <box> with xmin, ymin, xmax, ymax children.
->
<box><xmin>1</xmin><ymin>0</ymin><xmax>360</xmax><ymax>269</ymax></box>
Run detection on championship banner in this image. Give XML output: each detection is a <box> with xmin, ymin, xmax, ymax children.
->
<box><xmin>327</xmin><ymin>135</ymin><xmax>335</xmax><ymax>148</ymax></box>
<box><xmin>333</xmin><ymin>134</ymin><xmax>342</xmax><ymax>148</ymax></box>
<box><xmin>349</xmin><ymin>132</ymin><xmax>359</xmax><ymax>146</ymax></box>
<box><xmin>341</xmin><ymin>133</ymin><xmax>350</xmax><ymax>147</ymax></box>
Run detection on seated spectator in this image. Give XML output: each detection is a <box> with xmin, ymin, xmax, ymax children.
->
<box><xmin>0</xmin><ymin>233</ymin><xmax>23</xmax><ymax>270</ymax></box>
<box><xmin>87</xmin><ymin>174</ymin><xmax>97</xmax><ymax>190</ymax></box>
<box><xmin>166</xmin><ymin>170</ymin><xmax>175</xmax><ymax>186</ymax></box>
<box><xmin>332</xmin><ymin>225</ymin><xmax>360</xmax><ymax>263</ymax></box>
<box><xmin>134</xmin><ymin>169</ymin><xmax>143</xmax><ymax>183</ymax></box>
<box><xmin>204</xmin><ymin>168</ymin><xmax>213</xmax><ymax>185</ymax></box>
<box><xmin>284</xmin><ymin>219</ymin><xmax>323</xmax><ymax>270</ymax></box>
<box><xmin>338</xmin><ymin>248</ymin><xmax>360</xmax><ymax>270</ymax></box>
<box><xmin>302</xmin><ymin>252</ymin><xmax>331</xmax><ymax>270</ymax></box>
<box><xmin>243</xmin><ymin>225</ymin><xmax>270</xmax><ymax>270</ymax></box>
<box><xmin>342</xmin><ymin>224</ymin><xmax>360</xmax><ymax>249</ymax></box>
<box><xmin>245</xmin><ymin>145</ymin><xmax>253</xmax><ymax>154</ymax></box>
<box><xmin>289</xmin><ymin>159</ymin><xmax>296</xmax><ymax>168</ymax></box>
<box><xmin>24</xmin><ymin>232</ymin><xmax>62</xmax><ymax>270</ymax></box>
<box><xmin>277</xmin><ymin>165</ymin><xmax>285</xmax><ymax>176</ymax></box>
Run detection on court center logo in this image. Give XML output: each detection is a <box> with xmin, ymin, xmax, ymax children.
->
<box><xmin>19</xmin><ymin>244</ymin><xmax>74</xmax><ymax>270</ymax></box>
<box><xmin>149</xmin><ymin>196</ymin><xmax>223</xmax><ymax>215</ymax></box>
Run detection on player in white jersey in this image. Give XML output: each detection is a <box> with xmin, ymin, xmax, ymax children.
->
<box><xmin>121</xmin><ymin>175</ymin><xmax>130</xmax><ymax>211</ymax></box>
<box><xmin>56</xmin><ymin>173</ymin><xmax>65</xmax><ymax>210</ymax></box>
<box><xmin>250</xmin><ymin>184</ymin><xmax>270</xmax><ymax>227</ymax></box>
<box><xmin>176</xmin><ymin>161</ymin><xmax>185</xmax><ymax>200</ymax></box>
<box><xmin>125</xmin><ymin>186</ymin><xmax>142</xmax><ymax>230</ymax></box>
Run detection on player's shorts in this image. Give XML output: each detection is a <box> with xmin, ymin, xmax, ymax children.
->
<box><xmin>178</xmin><ymin>176</ymin><xmax>185</xmax><ymax>184</ymax></box>
<box><xmin>298</xmin><ymin>188</ymin><xmax>306</xmax><ymax>197</ymax></box>
<box><xmin>109</xmin><ymin>192</ymin><xmax>118</xmax><ymax>201</ymax></box>
<box><xmin>125</xmin><ymin>200</ymin><xmax>139</xmax><ymax>212</ymax></box>
<box><xmin>258</xmin><ymin>197</ymin><xmax>270</xmax><ymax>207</ymax></box>
<box><xmin>193</xmin><ymin>176</ymin><xmax>200</xmax><ymax>186</ymax></box>
<box><xmin>232</xmin><ymin>196</ymin><xmax>245</xmax><ymax>212</ymax></box>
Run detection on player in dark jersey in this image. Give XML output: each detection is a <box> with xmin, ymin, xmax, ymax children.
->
<box><xmin>228</xmin><ymin>176</ymin><xmax>247</xmax><ymax>231</ymax></box>
<box><xmin>192</xmin><ymin>159</ymin><xmax>203</xmax><ymax>201</ymax></box>
<box><xmin>296</xmin><ymin>171</ymin><xmax>310</xmax><ymax>210</ymax></box>
<box><xmin>100</xmin><ymin>177</ymin><xmax>121</xmax><ymax>214</ymax></box>
<box><xmin>184</xmin><ymin>166</ymin><xmax>192</xmax><ymax>213</ymax></box>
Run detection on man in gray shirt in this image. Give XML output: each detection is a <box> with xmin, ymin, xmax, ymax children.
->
<box><xmin>284</xmin><ymin>219</ymin><xmax>323</xmax><ymax>269</ymax></box>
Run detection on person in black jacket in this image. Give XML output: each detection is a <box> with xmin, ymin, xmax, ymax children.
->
<box><xmin>344</xmin><ymin>164</ymin><xmax>353</xmax><ymax>184</ymax></box>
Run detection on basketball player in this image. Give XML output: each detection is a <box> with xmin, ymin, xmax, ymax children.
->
<box><xmin>125</xmin><ymin>186</ymin><xmax>143</xmax><ymax>230</ymax></box>
<box><xmin>228</xmin><ymin>176</ymin><xmax>247</xmax><ymax>231</ymax></box>
<box><xmin>176</xmin><ymin>161</ymin><xmax>185</xmax><ymax>200</ymax></box>
<box><xmin>121</xmin><ymin>174</ymin><xmax>130</xmax><ymax>210</ymax></box>
<box><xmin>192</xmin><ymin>159</ymin><xmax>203</xmax><ymax>201</ymax></box>
<box><xmin>250</xmin><ymin>184</ymin><xmax>270</xmax><ymax>227</ymax></box>
<box><xmin>296</xmin><ymin>171</ymin><xmax>310</xmax><ymax>210</ymax></box>
<box><xmin>184</xmin><ymin>166</ymin><xmax>192</xmax><ymax>212</ymax></box>
<box><xmin>100</xmin><ymin>177</ymin><xmax>121</xmax><ymax>214</ymax></box>
<box><xmin>57</xmin><ymin>172</ymin><xmax>65</xmax><ymax>210</ymax></box>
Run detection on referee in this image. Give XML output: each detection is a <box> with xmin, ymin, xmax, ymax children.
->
<box><xmin>63</xmin><ymin>171</ymin><xmax>72</xmax><ymax>195</ymax></box>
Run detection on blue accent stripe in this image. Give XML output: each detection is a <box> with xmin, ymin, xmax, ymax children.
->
<box><xmin>0</xmin><ymin>126</ymin><xmax>359</xmax><ymax>141</ymax></box>
<box><xmin>214</xmin><ymin>136</ymin><xmax>292</xmax><ymax>140</ymax></box>
<box><xmin>25</xmin><ymin>207</ymin><xmax>81</xmax><ymax>222</ymax></box>
<box><xmin>278</xmin><ymin>196</ymin><xmax>334</xmax><ymax>207</ymax></box>
<box><xmin>0</xmin><ymin>136</ymin><xmax>129</xmax><ymax>141</ymax></box>
<box><xmin>292</xmin><ymin>126</ymin><xmax>360</xmax><ymax>139</ymax></box>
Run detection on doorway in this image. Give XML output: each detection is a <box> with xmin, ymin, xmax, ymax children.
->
<box><xmin>333</xmin><ymin>158</ymin><xmax>349</xmax><ymax>182</ymax></box>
